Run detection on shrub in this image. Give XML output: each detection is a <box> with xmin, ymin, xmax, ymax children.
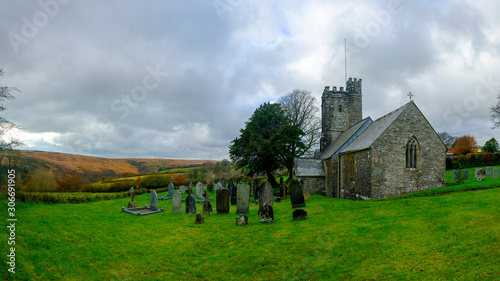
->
<box><xmin>139</xmin><ymin>174</ymin><xmax>171</xmax><ymax>189</ymax></box>
<box><xmin>109</xmin><ymin>180</ymin><xmax>135</xmax><ymax>192</ymax></box>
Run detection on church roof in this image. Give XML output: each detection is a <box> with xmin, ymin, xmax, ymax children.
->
<box><xmin>340</xmin><ymin>101</ymin><xmax>413</xmax><ymax>154</ymax></box>
<box><xmin>320</xmin><ymin>117</ymin><xmax>372</xmax><ymax>159</ymax></box>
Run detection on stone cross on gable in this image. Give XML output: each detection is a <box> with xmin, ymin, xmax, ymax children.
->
<box><xmin>408</xmin><ymin>91</ymin><xmax>414</xmax><ymax>101</ymax></box>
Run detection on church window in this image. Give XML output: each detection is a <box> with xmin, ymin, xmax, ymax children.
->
<box><xmin>406</xmin><ymin>138</ymin><xmax>418</xmax><ymax>168</ymax></box>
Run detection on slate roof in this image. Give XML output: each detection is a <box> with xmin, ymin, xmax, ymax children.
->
<box><xmin>340</xmin><ymin>101</ymin><xmax>413</xmax><ymax>154</ymax></box>
<box><xmin>320</xmin><ymin>117</ymin><xmax>372</xmax><ymax>159</ymax></box>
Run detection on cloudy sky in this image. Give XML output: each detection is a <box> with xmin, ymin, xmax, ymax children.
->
<box><xmin>1</xmin><ymin>0</ymin><xmax>499</xmax><ymax>159</ymax></box>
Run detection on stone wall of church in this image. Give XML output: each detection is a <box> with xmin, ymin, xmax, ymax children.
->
<box><xmin>369</xmin><ymin>103</ymin><xmax>446</xmax><ymax>199</ymax></box>
<box><xmin>298</xmin><ymin>177</ymin><xmax>326</xmax><ymax>196</ymax></box>
<box><xmin>339</xmin><ymin>150</ymin><xmax>372</xmax><ymax>200</ymax></box>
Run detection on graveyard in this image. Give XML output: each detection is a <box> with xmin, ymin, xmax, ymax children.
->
<box><xmin>2</xmin><ymin>167</ymin><xmax>499</xmax><ymax>280</ymax></box>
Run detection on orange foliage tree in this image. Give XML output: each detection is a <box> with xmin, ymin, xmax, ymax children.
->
<box><xmin>452</xmin><ymin>135</ymin><xmax>479</xmax><ymax>155</ymax></box>
<box><xmin>134</xmin><ymin>176</ymin><xmax>142</xmax><ymax>187</ymax></box>
<box><xmin>176</xmin><ymin>174</ymin><xmax>186</xmax><ymax>185</ymax></box>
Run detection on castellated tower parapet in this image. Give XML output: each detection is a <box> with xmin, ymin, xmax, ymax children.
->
<box><xmin>320</xmin><ymin>78</ymin><xmax>363</xmax><ymax>153</ymax></box>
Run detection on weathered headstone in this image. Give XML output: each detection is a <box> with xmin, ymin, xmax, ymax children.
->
<box><xmin>302</xmin><ymin>180</ymin><xmax>310</xmax><ymax>201</ymax></box>
<box><xmin>150</xmin><ymin>190</ymin><xmax>158</xmax><ymax>211</ymax></box>
<box><xmin>250</xmin><ymin>181</ymin><xmax>255</xmax><ymax>197</ymax></box>
<box><xmin>128</xmin><ymin>187</ymin><xmax>137</xmax><ymax>208</ymax></box>
<box><xmin>179</xmin><ymin>186</ymin><xmax>186</xmax><ymax>193</ymax></box>
<box><xmin>172</xmin><ymin>190</ymin><xmax>181</xmax><ymax>213</ymax></box>
<box><xmin>215</xmin><ymin>182</ymin><xmax>223</xmax><ymax>190</ymax></box>
<box><xmin>463</xmin><ymin>170</ymin><xmax>469</xmax><ymax>179</ymax></box>
<box><xmin>236</xmin><ymin>214</ymin><xmax>248</xmax><ymax>226</ymax></box>
<box><xmin>203</xmin><ymin>191</ymin><xmax>212</xmax><ymax>215</ymax></box>
<box><xmin>259</xmin><ymin>182</ymin><xmax>273</xmax><ymax>210</ymax></box>
<box><xmin>452</xmin><ymin>170</ymin><xmax>457</xmax><ymax>180</ymax></box>
<box><xmin>221</xmin><ymin>181</ymin><xmax>226</xmax><ymax>189</ymax></box>
<box><xmin>486</xmin><ymin>167</ymin><xmax>492</xmax><ymax>176</ymax></box>
<box><xmin>228</xmin><ymin>179</ymin><xmax>235</xmax><ymax>198</ymax></box>
<box><xmin>168</xmin><ymin>183</ymin><xmax>174</xmax><ymax>197</ymax></box>
<box><xmin>475</xmin><ymin>168</ymin><xmax>479</xmax><ymax>177</ymax></box>
<box><xmin>186</xmin><ymin>195</ymin><xmax>196</xmax><ymax>214</ymax></box>
<box><xmin>260</xmin><ymin>203</ymin><xmax>274</xmax><ymax>223</ymax></box>
<box><xmin>289</xmin><ymin>179</ymin><xmax>306</xmax><ymax>208</ymax></box>
<box><xmin>477</xmin><ymin>168</ymin><xmax>486</xmax><ymax>181</ymax></box>
<box><xmin>236</xmin><ymin>184</ymin><xmax>250</xmax><ymax>214</ymax></box>
<box><xmin>493</xmin><ymin>168</ymin><xmax>499</xmax><ymax>178</ymax></box>
<box><xmin>293</xmin><ymin>209</ymin><xmax>308</xmax><ymax>220</ymax></box>
<box><xmin>195</xmin><ymin>213</ymin><xmax>204</xmax><ymax>224</ymax></box>
<box><xmin>216</xmin><ymin>188</ymin><xmax>230</xmax><ymax>214</ymax></box>
<box><xmin>196</xmin><ymin>182</ymin><xmax>204</xmax><ymax>198</ymax></box>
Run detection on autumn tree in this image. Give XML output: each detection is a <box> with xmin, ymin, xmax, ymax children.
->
<box><xmin>452</xmin><ymin>136</ymin><xmax>479</xmax><ymax>155</ymax></box>
<box><xmin>24</xmin><ymin>168</ymin><xmax>58</xmax><ymax>192</ymax></box>
<box><xmin>176</xmin><ymin>174</ymin><xmax>186</xmax><ymax>185</ymax></box>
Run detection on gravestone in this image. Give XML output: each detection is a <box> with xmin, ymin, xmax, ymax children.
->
<box><xmin>128</xmin><ymin>187</ymin><xmax>137</xmax><ymax>208</ymax></box>
<box><xmin>203</xmin><ymin>191</ymin><xmax>212</xmax><ymax>215</ymax></box>
<box><xmin>230</xmin><ymin>183</ymin><xmax>237</xmax><ymax>206</ymax></box>
<box><xmin>186</xmin><ymin>195</ymin><xmax>196</xmax><ymax>214</ymax></box>
<box><xmin>228</xmin><ymin>179</ymin><xmax>235</xmax><ymax>198</ymax></box>
<box><xmin>236</xmin><ymin>214</ymin><xmax>248</xmax><ymax>226</ymax></box>
<box><xmin>475</xmin><ymin>168</ymin><xmax>479</xmax><ymax>177</ymax></box>
<box><xmin>493</xmin><ymin>168</ymin><xmax>499</xmax><ymax>178</ymax></box>
<box><xmin>289</xmin><ymin>179</ymin><xmax>306</xmax><ymax>208</ymax></box>
<box><xmin>172</xmin><ymin>190</ymin><xmax>181</xmax><ymax>213</ymax></box>
<box><xmin>260</xmin><ymin>203</ymin><xmax>274</xmax><ymax>223</ymax></box>
<box><xmin>168</xmin><ymin>183</ymin><xmax>174</xmax><ymax>197</ymax></box>
<box><xmin>221</xmin><ymin>181</ymin><xmax>226</xmax><ymax>189</ymax></box>
<box><xmin>302</xmin><ymin>180</ymin><xmax>310</xmax><ymax>201</ymax></box>
<box><xmin>216</xmin><ymin>188</ymin><xmax>230</xmax><ymax>214</ymax></box>
<box><xmin>150</xmin><ymin>190</ymin><xmax>158</xmax><ymax>211</ymax></box>
<box><xmin>477</xmin><ymin>168</ymin><xmax>486</xmax><ymax>181</ymax></box>
<box><xmin>236</xmin><ymin>184</ymin><xmax>250</xmax><ymax>214</ymax></box>
<box><xmin>259</xmin><ymin>182</ymin><xmax>273</xmax><ymax>210</ymax></box>
<box><xmin>250</xmin><ymin>181</ymin><xmax>255</xmax><ymax>197</ymax></box>
<box><xmin>196</xmin><ymin>182</ymin><xmax>204</xmax><ymax>198</ymax></box>
<box><xmin>463</xmin><ymin>170</ymin><xmax>469</xmax><ymax>179</ymax></box>
<box><xmin>195</xmin><ymin>213</ymin><xmax>204</xmax><ymax>224</ymax></box>
<box><xmin>452</xmin><ymin>170</ymin><xmax>457</xmax><ymax>180</ymax></box>
<box><xmin>486</xmin><ymin>167</ymin><xmax>492</xmax><ymax>176</ymax></box>
<box><xmin>293</xmin><ymin>209</ymin><xmax>308</xmax><ymax>220</ymax></box>
<box><xmin>179</xmin><ymin>186</ymin><xmax>186</xmax><ymax>193</ymax></box>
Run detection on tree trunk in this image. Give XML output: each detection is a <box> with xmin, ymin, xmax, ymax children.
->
<box><xmin>266</xmin><ymin>169</ymin><xmax>279</xmax><ymax>188</ymax></box>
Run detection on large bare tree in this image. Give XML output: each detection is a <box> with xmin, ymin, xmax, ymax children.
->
<box><xmin>278</xmin><ymin>89</ymin><xmax>321</xmax><ymax>157</ymax></box>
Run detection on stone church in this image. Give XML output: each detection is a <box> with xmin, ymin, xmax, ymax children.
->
<box><xmin>295</xmin><ymin>78</ymin><xmax>446</xmax><ymax>200</ymax></box>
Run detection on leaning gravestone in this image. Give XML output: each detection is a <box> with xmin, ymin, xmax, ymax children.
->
<box><xmin>259</xmin><ymin>182</ymin><xmax>273</xmax><ymax>210</ymax></box>
<box><xmin>236</xmin><ymin>184</ymin><xmax>250</xmax><ymax>214</ymax></box>
<box><xmin>486</xmin><ymin>167</ymin><xmax>492</xmax><ymax>176</ymax></box>
<box><xmin>477</xmin><ymin>168</ymin><xmax>486</xmax><ymax>182</ymax></box>
<box><xmin>260</xmin><ymin>203</ymin><xmax>274</xmax><ymax>223</ymax></box>
<box><xmin>493</xmin><ymin>168</ymin><xmax>499</xmax><ymax>178</ymax></box>
<box><xmin>463</xmin><ymin>170</ymin><xmax>469</xmax><ymax>179</ymax></box>
<box><xmin>216</xmin><ymin>188</ymin><xmax>230</xmax><ymax>214</ymax></box>
<box><xmin>179</xmin><ymin>186</ymin><xmax>186</xmax><ymax>193</ymax></box>
<box><xmin>452</xmin><ymin>170</ymin><xmax>457</xmax><ymax>180</ymax></box>
<box><xmin>172</xmin><ymin>190</ymin><xmax>181</xmax><ymax>213</ymax></box>
<box><xmin>290</xmin><ymin>179</ymin><xmax>306</xmax><ymax>208</ymax></box>
<box><xmin>150</xmin><ymin>190</ymin><xmax>159</xmax><ymax>211</ymax></box>
<box><xmin>203</xmin><ymin>191</ymin><xmax>213</xmax><ymax>215</ymax></box>
<box><xmin>186</xmin><ymin>194</ymin><xmax>196</xmax><ymax>214</ymax></box>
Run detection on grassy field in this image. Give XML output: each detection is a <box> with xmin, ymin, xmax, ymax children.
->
<box><xmin>2</xmin><ymin>173</ymin><xmax>499</xmax><ymax>280</ymax></box>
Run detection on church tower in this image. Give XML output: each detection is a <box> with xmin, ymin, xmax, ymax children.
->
<box><xmin>320</xmin><ymin>78</ymin><xmax>362</xmax><ymax>153</ymax></box>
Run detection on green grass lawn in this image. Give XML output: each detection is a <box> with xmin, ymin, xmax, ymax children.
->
<box><xmin>2</xmin><ymin>177</ymin><xmax>499</xmax><ymax>280</ymax></box>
